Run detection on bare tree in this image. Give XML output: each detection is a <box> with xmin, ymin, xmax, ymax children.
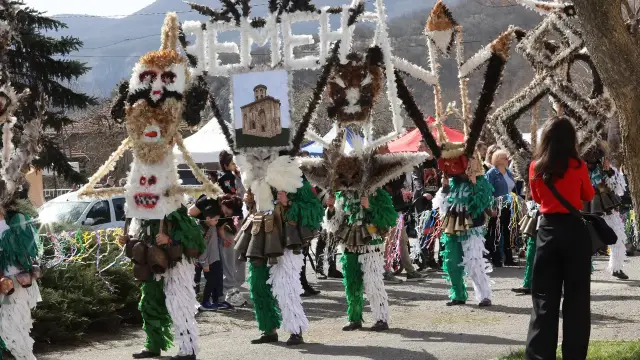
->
<box><xmin>571</xmin><ymin>0</ymin><xmax>640</xmax><ymax>223</ymax></box>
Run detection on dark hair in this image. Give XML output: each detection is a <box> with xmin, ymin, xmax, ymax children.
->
<box><xmin>219</xmin><ymin>150</ymin><xmax>234</xmax><ymax>170</ymax></box>
<box><xmin>533</xmin><ymin>116</ymin><xmax>581</xmax><ymax>179</ymax></box>
<box><xmin>220</xmin><ymin>194</ymin><xmax>243</xmax><ymax>212</ymax></box>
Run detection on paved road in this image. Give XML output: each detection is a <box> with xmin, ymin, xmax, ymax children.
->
<box><xmin>38</xmin><ymin>255</ymin><xmax>640</xmax><ymax>360</ymax></box>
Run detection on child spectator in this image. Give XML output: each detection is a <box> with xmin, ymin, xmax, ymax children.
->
<box><xmin>199</xmin><ymin>204</ymin><xmax>230</xmax><ymax>311</ymax></box>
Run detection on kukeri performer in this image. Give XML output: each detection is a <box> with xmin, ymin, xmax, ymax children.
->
<box><xmin>433</xmin><ymin>151</ymin><xmax>495</xmax><ymax>307</ymax></box>
<box><xmin>234</xmin><ymin>154</ymin><xmax>324</xmax><ymax>345</ymax></box>
<box><xmin>78</xmin><ymin>13</ymin><xmax>220</xmax><ymax>360</ymax></box>
<box><xmin>323</xmin><ymin>186</ymin><xmax>397</xmax><ymax>331</ymax></box>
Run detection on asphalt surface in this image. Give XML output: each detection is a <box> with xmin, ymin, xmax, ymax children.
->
<box><xmin>37</xmin><ymin>254</ymin><xmax>640</xmax><ymax>360</ymax></box>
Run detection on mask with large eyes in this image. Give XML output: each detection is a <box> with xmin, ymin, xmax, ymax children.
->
<box><xmin>327</xmin><ymin>51</ymin><xmax>383</xmax><ymax>126</ymax></box>
<box><xmin>124</xmin><ymin>155</ymin><xmax>182</xmax><ymax>219</ymax></box>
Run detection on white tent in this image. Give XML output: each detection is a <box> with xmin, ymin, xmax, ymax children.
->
<box><xmin>301</xmin><ymin>124</ymin><xmax>361</xmax><ymax>155</ymax></box>
<box><xmin>522</xmin><ymin>129</ymin><xmax>543</xmax><ymax>144</ymax></box>
<box><xmin>173</xmin><ymin>119</ymin><xmax>230</xmax><ymax>164</ymax></box>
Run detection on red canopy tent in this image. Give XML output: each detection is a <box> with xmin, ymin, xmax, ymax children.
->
<box><xmin>387</xmin><ymin>116</ymin><xmax>465</xmax><ymax>153</ymax></box>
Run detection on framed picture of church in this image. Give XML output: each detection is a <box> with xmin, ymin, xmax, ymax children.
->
<box><xmin>232</xmin><ymin>69</ymin><xmax>291</xmax><ymax>148</ymax></box>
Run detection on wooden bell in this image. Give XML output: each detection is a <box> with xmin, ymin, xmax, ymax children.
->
<box><xmin>133</xmin><ymin>263</ymin><xmax>152</xmax><ymax>281</ymax></box>
<box><xmin>147</xmin><ymin>245</ymin><xmax>169</xmax><ymax>274</ymax></box>
<box><xmin>126</xmin><ymin>239</ymin><xmax>140</xmax><ymax>259</ymax></box>
<box><xmin>167</xmin><ymin>244</ymin><xmax>184</xmax><ymax>262</ymax></box>
<box><xmin>132</xmin><ymin>241</ymin><xmax>148</xmax><ymax>265</ymax></box>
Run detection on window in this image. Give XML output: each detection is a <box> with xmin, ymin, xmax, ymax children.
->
<box><xmin>261</xmin><ymin>124</ymin><xmax>266</xmax><ymax>132</ymax></box>
<box><xmin>39</xmin><ymin>201</ymin><xmax>90</xmax><ymax>224</ymax></box>
<box><xmin>250</xmin><ymin>120</ymin><xmax>256</xmax><ymax>130</ymax></box>
<box><xmin>86</xmin><ymin>200</ymin><xmax>111</xmax><ymax>226</ymax></box>
<box><xmin>112</xmin><ymin>198</ymin><xmax>126</xmax><ymax>221</ymax></box>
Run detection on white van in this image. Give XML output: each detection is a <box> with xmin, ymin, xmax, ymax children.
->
<box><xmin>38</xmin><ymin>191</ymin><xmax>126</xmax><ymax>230</ymax></box>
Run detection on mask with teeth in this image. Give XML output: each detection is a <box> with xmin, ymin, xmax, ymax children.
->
<box><xmin>125</xmin><ymin>154</ymin><xmax>182</xmax><ymax>219</ymax></box>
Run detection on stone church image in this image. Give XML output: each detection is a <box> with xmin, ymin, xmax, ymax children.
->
<box><xmin>240</xmin><ymin>85</ymin><xmax>282</xmax><ymax>138</ymax></box>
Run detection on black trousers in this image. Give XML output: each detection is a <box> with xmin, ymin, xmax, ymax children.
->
<box><xmin>203</xmin><ymin>261</ymin><xmax>224</xmax><ymax>304</ymax></box>
<box><xmin>525</xmin><ymin>213</ymin><xmax>591</xmax><ymax>360</ymax></box>
<box><xmin>486</xmin><ymin>206</ymin><xmax>514</xmax><ymax>265</ymax></box>
<box><xmin>194</xmin><ymin>264</ymin><xmax>203</xmax><ymax>295</ymax></box>
<box><xmin>300</xmin><ymin>246</ymin><xmax>312</xmax><ymax>291</ymax></box>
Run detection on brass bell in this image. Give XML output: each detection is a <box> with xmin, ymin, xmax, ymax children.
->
<box><xmin>147</xmin><ymin>246</ymin><xmax>169</xmax><ymax>274</ymax></box>
<box><xmin>464</xmin><ymin>212</ymin><xmax>474</xmax><ymax>228</ymax></box>
<box><xmin>133</xmin><ymin>263</ymin><xmax>152</xmax><ymax>281</ymax></box>
<box><xmin>0</xmin><ymin>277</ymin><xmax>14</xmax><ymax>295</ymax></box>
<box><xmin>454</xmin><ymin>217</ymin><xmax>465</xmax><ymax>234</ymax></box>
<box><xmin>31</xmin><ymin>265</ymin><xmax>42</xmax><ymax>280</ymax></box>
<box><xmin>132</xmin><ymin>241</ymin><xmax>147</xmax><ymax>265</ymax></box>
<box><xmin>445</xmin><ymin>215</ymin><xmax>456</xmax><ymax>235</ymax></box>
<box><xmin>15</xmin><ymin>272</ymin><xmax>32</xmax><ymax>288</ymax></box>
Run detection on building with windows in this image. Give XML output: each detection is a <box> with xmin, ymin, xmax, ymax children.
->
<box><xmin>240</xmin><ymin>84</ymin><xmax>282</xmax><ymax>138</ymax></box>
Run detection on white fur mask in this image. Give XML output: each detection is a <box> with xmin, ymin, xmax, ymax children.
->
<box><xmin>124</xmin><ymin>154</ymin><xmax>182</xmax><ymax>219</ymax></box>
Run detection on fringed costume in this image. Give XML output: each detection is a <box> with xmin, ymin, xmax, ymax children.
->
<box><xmin>323</xmin><ymin>189</ymin><xmax>397</xmax><ymax>331</ymax></box>
<box><xmin>396</xmin><ymin>1</ymin><xmax>514</xmax><ymax>306</ymax></box>
<box><xmin>434</xmin><ymin>175</ymin><xmax>494</xmax><ymax>305</ymax></box>
<box><xmin>234</xmin><ymin>167</ymin><xmax>323</xmax><ymax>345</ymax></box>
<box><xmin>78</xmin><ymin>13</ymin><xmax>220</xmax><ymax>360</ymax></box>
<box><xmin>0</xmin><ymin>210</ymin><xmax>43</xmax><ymax>360</ymax></box>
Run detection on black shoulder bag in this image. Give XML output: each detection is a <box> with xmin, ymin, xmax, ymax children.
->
<box><xmin>543</xmin><ymin>177</ymin><xmax>617</xmax><ymax>254</ymax></box>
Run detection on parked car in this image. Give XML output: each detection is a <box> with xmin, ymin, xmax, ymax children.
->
<box><xmin>38</xmin><ymin>191</ymin><xmax>126</xmax><ymax>230</ymax></box>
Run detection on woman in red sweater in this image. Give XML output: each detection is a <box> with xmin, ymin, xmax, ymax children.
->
<box><xmin>525</xmin><ymin>117</ymin><xmax>595</xmax><ymax>360</ymax></box>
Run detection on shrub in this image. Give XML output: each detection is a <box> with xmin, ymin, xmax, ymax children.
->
<box><xmin>31</xmin><ymin>230</ymin><xmax>140</xmax><ymax>344</ymax></box>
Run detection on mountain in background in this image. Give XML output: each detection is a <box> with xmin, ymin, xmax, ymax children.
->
<box><xmin>53</xmin><ymin>0</ymin><xmax>457</xmax><ymax>96</ymax></box>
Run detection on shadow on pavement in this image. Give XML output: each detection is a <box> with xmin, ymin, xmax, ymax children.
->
<box><xmin>297</xmin><ymin>343</ymin><xmax>438</xmax><ymax>360</ymax></box>
<box><xmin>388</xmin><ymin>328</ymin><xmax>524</xmax><ymax>346</ymax></box>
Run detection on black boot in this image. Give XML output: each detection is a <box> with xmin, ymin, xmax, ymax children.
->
<box><xmin>613</xmin><ymin>270</ymin><xmax>629</xmax><ymax>280</ymax></box>
<box><xmin>342</xmin><ymin>321</ymin><xmax>362</xmax><ymax>331</ymax></box>
<box><xmin>370</xmin><ymin>320</ymin><xmax>389</xmax><ymax>332</ymax></box>
<box><xmin>132</xmin><ymin>350</ymin><xmax>160</xmax><ymax>358</ymax></box>
<box><xmin>301</xmin><ymin>285</ymin><xmax>321</xmax><ymax>297</ymax></box>
<box><xmin>251</xmin><ymin>332</ymin><xmax>278</xmax><ymax>344</ymax></box>
<box><xmin>511</xmin><ymin>287</ymin><xmax>531</xmax><ymax>295</ymax></box>
<box><xmin>446</xmin><ymin>299</ymin><xmax>466</xmax><ymax>306</ymax></box>
<box><xmin>286</xmin><ymin>333</ymin><xmax>304</xmax><ymax>345</ymax></box>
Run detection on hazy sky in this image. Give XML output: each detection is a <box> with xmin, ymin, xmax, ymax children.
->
<box><xmin>24</xmin><ymin>0</ymin><xmax>155</xmax><ymax>16</ymax></box>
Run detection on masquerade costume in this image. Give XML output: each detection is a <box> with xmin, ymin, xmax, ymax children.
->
<box><xmin>79</xmin><ymin>13</ymin><xmax>220</xmax><ymax>360</ymax></box>
<box><xmin>0</xmin><ymin>2</ymin><xmax>45</xmax><ymax>359</ymax></box>
<box><xmin>233</xmin><ymin>160</ymin><xmax>323</xmax><ymax>345</ymax></box>
<box><xmin>301</xmin><ymin>43</ymin><xmax>428</xmax><ymax>329</ymax></box>
<box><xmin>395</xmin><ymin>1</ymin><xmax>516</xmax><ymax>306</ymax></box>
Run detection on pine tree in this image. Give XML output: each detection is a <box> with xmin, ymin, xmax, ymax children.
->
<box><xmin>0</xmin><ymin>1</ymin><xmax>97</xmax><ymax>183</ymax></box>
